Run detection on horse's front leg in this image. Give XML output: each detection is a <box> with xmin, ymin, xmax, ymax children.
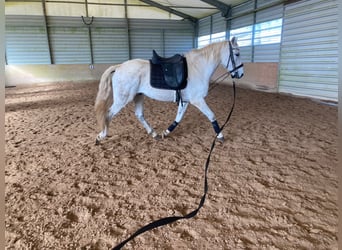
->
<box><xmin>190</xmin><ymin>98</ymin><xmax>224</xmax><ymax>143</ymax></box>
<box><xmin>134</xmin><ymin>94</ymin><xmax>160</xmax><ymax>140</ymax></box>
<box><xmin>161</xmin><ymin>102</ymin><xmax>189</xmax><ymax>138</ymax></box>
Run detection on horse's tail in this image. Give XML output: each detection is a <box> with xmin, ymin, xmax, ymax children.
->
<box><xmin>95</xmin><ymin>64</ymin><xmax>120</xmax><ymax>131</ymax></box>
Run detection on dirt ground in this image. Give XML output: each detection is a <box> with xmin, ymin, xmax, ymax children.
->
<box><xmin>5</xmin><ymin>81</ymin><xmax>338</xmax><ymax>249</ymax></box>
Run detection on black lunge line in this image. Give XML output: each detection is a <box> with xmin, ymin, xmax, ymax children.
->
<box><xmin>112</xmin><ymin>81</ymin><xmax>237</xmax><ymax>250</ymax></box>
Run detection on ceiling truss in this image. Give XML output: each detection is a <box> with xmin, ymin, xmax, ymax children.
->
<box><xmin>139</xmin><ymin>0</ymin><xmax>198</xmax><ymax>23</ymax></box>
<box><xmin>200</xmin><ymin>0</ymin><xmax>231</xmax><ymax>17</ymax></box>
<box><xmin>139</xmin><ymin>0</ymin><xmax>231</xmax><ymax>22</ymax></box>
<box><xmin>5</xmin><ymin>0</ymin><xmax>233</xmax><ymax>21</ymax></box>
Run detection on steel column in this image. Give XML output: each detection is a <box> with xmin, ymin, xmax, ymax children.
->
<box><xmin>42</xmin><ymin>0</ymin><xmax>53</xmax><ymax>64</ymax></box>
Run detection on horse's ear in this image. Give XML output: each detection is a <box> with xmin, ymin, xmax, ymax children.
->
<box><xmin>231</xmin><ymin>36</ymin><xmax>238</xmax><ymax>46</ymax></box>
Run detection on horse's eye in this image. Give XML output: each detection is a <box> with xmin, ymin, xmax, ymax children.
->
<box><xmin>235</xmin><ymin>53</ymin><xmax>240</xmax><ymax>57</ymax></box>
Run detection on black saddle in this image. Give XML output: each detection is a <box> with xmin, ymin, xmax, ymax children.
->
<box><xmin>150</xmin><ymin>50</ymin><xmax>188</xmax><ymax>91</ymax></box>
<box><xmin>152</xmin><ymin>50</ymin><xmax>184</xmax><ymax>64</ymax></box>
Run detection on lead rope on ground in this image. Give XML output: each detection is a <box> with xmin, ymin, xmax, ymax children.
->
<box><xmin>112</xmin><ymin>81</ymin><xmax>237</xmax><ymax>250</ymax></box>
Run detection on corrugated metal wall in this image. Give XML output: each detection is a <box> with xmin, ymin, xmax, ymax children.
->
<box><xmin>90</xmin><ymin>17</ymin><xmax>129</xmax><ymax>63</ymax></box>
<box><xmin>130</xmin><ymin>30</ymin><xmax>163</xmax><ymax>59</ymax></box>
<box><xmin>254</xmin><ymin>4</ymin><xmax>283</xmax><ymax>62</ymax></box>
<box><xmin>230</xmin><ymin>0</ymin><xmax>254</xmax><ymax>62</ymax></box>
<box><xmin>50</xmin><ymin>27</ymin><xmax>91</xmax><ymax>64</ymax></box>
<box><xmin>129</xmin><ymin>19</ymin><xmax>194</xmax><ymax>59</ymax></box>
<box><xmin>6</xmin><ymin>16</ymin><xmax>50</xmax><ymax>64</ymax></box>
<box><xmin>197</xmin><ymin>13</ymin><xmax>226</xmax><ymax>37</ymax></box>
<box><xmin>196</xmin><ymin>0</ymin><xmax>338</xmax><ymax>101</ymax></box>
<box><xmin>92</xmin><ymin>28</ymin><xmax>129</xmax><ymax>63</ymax></box>
<box><xmin>229</xmin><ymin>0</ymin><xmax>283</xmax><ymax>63</ymax></box>
<box><xmin>5</xmin><ymin>15</ymin><xmax>195</xmax><ymax>64</ymax></box>
<box><xmin>164</xmin><ymin>30</ymin><xmax>194</xmax><ymax>56</ymax></box>
<box><xmin>198</xmin><ymin>16</ymin><xmax>211</xmax><ymax>38</ymax></box>
<box><xmin>279</xmin><ymin>0</ymin><xmax>338</xmax><ymax>101</ymax></box>
<box><xmin>212</xmin><ymin>12</ymin><xmax>226</xmax><ymax>34</ymax></box>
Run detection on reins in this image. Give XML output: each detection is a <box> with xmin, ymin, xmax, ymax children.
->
<box><xmin>208</xmin><ymin>71</ymin><xmax>231</xmax><ymax>92</ymax></box>
<box><xmin>112</xmin><ymin>79</ymin><xmax>237</xmax><ymax>250</ymax></box>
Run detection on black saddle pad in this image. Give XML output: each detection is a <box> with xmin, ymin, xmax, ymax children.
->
<box><xmin>150</xmin><ymin>50</ymin><xmax>188</xmax><ymax>90</ymax></box>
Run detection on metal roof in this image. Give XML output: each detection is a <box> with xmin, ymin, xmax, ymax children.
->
<box><xmin>5</xmin><ymin>0</ymin><xmax>248</xmax><ymax>21</ymax></box>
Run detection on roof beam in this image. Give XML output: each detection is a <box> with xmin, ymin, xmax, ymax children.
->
<box><xmin>139</xmin><ymin>0</ymin><xmax>197</xmax><ymax>23</ymax></box>
<box><xmin>200</xmin><ymin>0</ymin><xmax>231</xmax><ymax>17</ymax></box>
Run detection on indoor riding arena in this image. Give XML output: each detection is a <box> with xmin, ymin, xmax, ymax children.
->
<box><xmin>5</xmin><ymin>1</ymin><xmax>339</xmax><ymax>249</ymax></box>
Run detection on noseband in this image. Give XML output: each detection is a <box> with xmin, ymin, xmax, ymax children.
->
<box><xmin>226</xmin><ymin>41</ymin><xmax>244</xmax><ymax>75</ymax></box>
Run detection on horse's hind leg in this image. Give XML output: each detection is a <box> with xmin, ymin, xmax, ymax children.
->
<box><xmin>95</xmin><ymin>102</ymin><xmax>126</xmax><ymax>144</ymax></box>
<box><xmin>190</xmin><ymin>98</ymin><xmax>224</xmax><ymax>143</ymax></box>
<box><xmin>161</xmin><ymin>102</ymin><xmax>189</xmax><ymax>138</ymax></box>
<box><xmin>134</xmin><ymin>94</ymin><xmax>159</xmax><ymax>139</ymax></box>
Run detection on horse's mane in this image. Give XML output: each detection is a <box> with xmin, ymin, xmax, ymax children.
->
<box><xmin>185</xmin><ymin>41</ymin><xmax>228</xmax><ymax>77</ymax></box>
<box><xmin>186</xmin><ymin>40</ymin><xmax>228</xmax><ymax>63</ymax></box>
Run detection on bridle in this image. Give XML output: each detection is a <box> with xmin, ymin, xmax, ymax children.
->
<box><xmin>226</xmin><ymin>41</ymin><xmax>244</xmax><ymax>77</ymax></box>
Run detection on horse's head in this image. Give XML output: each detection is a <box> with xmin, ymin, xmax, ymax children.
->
<box><xmin>222</xmin><ymin>37</ymin><xmax>244</xmax><ymax>79</ymax></box>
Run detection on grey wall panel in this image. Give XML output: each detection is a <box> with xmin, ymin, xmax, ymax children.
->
<box><xmin>130</xmin><ymin>19</ymin><xmax>194</xmax><ymax>59</ymax></box>
<box><xmin>255</xmin><ymin>4</ymin><xmax>283</xmax><ymax>23</ymax></box>
<box><xmin>48</xmin><ymin>16</ymin><xmax>85</xmax><ymax>27</ymax></box>
<box><xmin>129</xmin><ymin>19</ymin><xmax>194</xmax><ymax>30</ymax></box>
<box><xmin>230</xmin><ymin>14</ymin><xmax>254</xmax><ymax>29</ymax></box>
<box><xmin>5</xmin><ymin>26</ymin><xmax>50</xmax><ymax>64</ymax></box>
<box><xmin>49</xmin><ymin>27</ymin><xmax>91</xmax><ymax>64</ymax></box>
<box><xmin>92</xmin><ymin>18</ymin><xmax>128</xmax><ymax>28</ymax></box>
<box><xmin>5</xmin><ymin>15</ymin><xmax>50</xmax><ymax>64</ymax></box>
<box><xmin>232</xmin><ymin>0</ymin><xmax>254</xmax><ymax>16</ymax></box>
<box><xmin>6</xmin><ymin>15</ymin><xmax>195</xmax><ymax>65</ymax></box>
<box><xmin>229</xmin><ymin>2</ymin><xmax>254</xmax><ymax>62</ymax></box>
<box><xmin>91</xmin><ymin>27</ymin><xmax>129</xmax><ymax>63</ymax></box>
<box><xmin>239</xmin><ymin>46</ymin><xmax>253</xmax><ymax>63</ymax></box>
<box><xmin>212</xmin><ymin>12</ymin><xmax>226</xmax><ymax>34</ymax></box>
<box><xmin>279</xmin><ymin>0</ymin><xmax>338</xmax><ymax>101</ymax></box>
<box><xmin>254</xmin><ymin>4</ymin><xmax>283</xmax><ymax>62</ymax></box>
<box><xmin>198</xmin><ymin>16</ymin><xmax>211</xmax><ymax>37</ymax></box>
<box><xmin>164</xmin><ymin>30</ymin><xmax>194</xmax><ymax>56</ymax></box>
<box><xmin>49</xmin><ymin>16</ymin><xmax>128</xmax><ymax>28</ymax></box>
<box><xmin>6</xmin><ymin>15</ymin><xmax>45</xmax><ymax>27</ymax></box>
<box><xmin>254</xmin><ymin>44</ymin><xmax>280</xmax><ymax>62</ymax></box>
<box><xmin>257</xmin><ymin>0</ymin><xmax>282</xmax><ymax>8</ymax></box>
<box><xmin>130</xmin><ymin>30</ymin><xmax>163</xmax><ymax>59</ymax></box>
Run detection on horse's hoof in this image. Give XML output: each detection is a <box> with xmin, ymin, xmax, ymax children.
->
<box><xmin>161</xmin><ymin>130</ymin><xmax>169</xmax><ymax>139</ymax></box>
<box><xmin>216</xmin><ymin>136</ymin><xmax>224</xmax><ymax>144</ymax></box>
<box><xmin>153</xmin><ymin>134</ymin><xmax>162</xmax><ymax>140</ymax></box>
<box><xmin>95</xmin><ymin>139</ymin><xmax>100</xmax><ymax>145</ymax></box>
<box><xmin>150</xmin><ymin>130</ymin><xmax>162</xmax><ymax>140</ymax></box>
